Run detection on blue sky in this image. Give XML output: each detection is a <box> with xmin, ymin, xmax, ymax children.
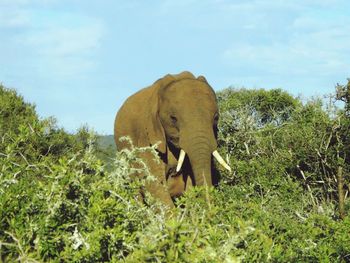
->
<box><xmin>1</xmin><ymin>0</ymin><xmax>350</xmax><ymax>134</ymax></box>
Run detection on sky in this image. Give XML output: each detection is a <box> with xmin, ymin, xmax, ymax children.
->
<box><xmin>1</xmin><ymin>0</ymin><xmax>350</xmax><ymax>134</ymax></box>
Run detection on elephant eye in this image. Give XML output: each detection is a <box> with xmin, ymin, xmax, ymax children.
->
<box><xmin>170</xmin><ymin>115</ymin><xmax>177</xmax><ymax>124</ymax></box>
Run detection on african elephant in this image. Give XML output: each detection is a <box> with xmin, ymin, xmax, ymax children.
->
<box><xmin>114</xmin><ymin>71</ymin><xmax>230</xmax><ymax>208</ymax></box>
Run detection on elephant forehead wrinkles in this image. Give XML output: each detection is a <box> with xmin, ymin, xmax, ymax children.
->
<box><xmin>179</xmin><ymin>87</ymin><xmax>213</xmax><ymax>99</ymax></box>
<box><xmin>164</xmin><ymin>79</ymin><xmax>215</xmax><ymax>97</ymax></box>
<box><xmin>162</xmin><ymin>95</ymin><xmax>217</xmax><ymax>114</ymax></box>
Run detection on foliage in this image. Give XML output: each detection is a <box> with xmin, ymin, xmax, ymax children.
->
<box><xmin>217</xmin><ymin>88</ymin><xmax>300</xmax><ymax>128</ymax></box>
<box><xmin>0</xmin><ymin>86</ymin><xmax>38</xmax><ymax>137</ymax></box>
<box><xmin>1</xmin><ymin>84</ymin><xmax>349</xmax><ymax>262</ymax></box>
<box><xmin>336</xmin><ymin>79</ymin><xmax>350</xmax><ymax>164</ymax></box>
<box><xmin>217</xmin><ymin>87</ymin><xmax>349</xmax><ymax>205</ymax></box>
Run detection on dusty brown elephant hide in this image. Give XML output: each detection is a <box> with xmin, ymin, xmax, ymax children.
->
<box><xmin>114</xmin><ymin>71</ymin><xmax>230</xmax><ymax>208</ymax></box>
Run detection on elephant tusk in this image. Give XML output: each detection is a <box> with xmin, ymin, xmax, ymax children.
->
<box><xmin>212</xmin><ymin>150</ymin><xmax>231</xmax><ymax>172</ymax></box>
<box><xmin>176</xmin><ymin>149</ymin><xmax>186</xmax><ymax>172</ymax></box>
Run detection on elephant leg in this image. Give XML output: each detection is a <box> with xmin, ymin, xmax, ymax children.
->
<box><xmin>167</xmin><ymin>174</ymin><xmax>186</xmax><ymax>198</ymax></box>
<box><xmin>140</xmin><ymin>152</ymin><xmax>175</xmax><ymax>208</ymax></box>
<box><xmin>144</xmin><ymin>179</ymin><xmax>174</xmax><ymax>208</ymax></box>
<box><xmin>167</xmin><ymin>173</ymin><xmax>195</xmax><ymax>199</ymax></box>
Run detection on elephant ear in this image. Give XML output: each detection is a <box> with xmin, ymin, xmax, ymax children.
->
<box><xmin>146</xmin><ymin>74</ymin><xmax>177</xmax><ymax>154</ymax></box>
<box><xmin>146</xmin><ymin>72</ymin><xmax>196</xmax><ymax>153</ymax></box>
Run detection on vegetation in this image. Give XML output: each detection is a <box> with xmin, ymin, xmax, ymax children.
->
<box><xmin>0</xmin><ymin>82</ymin><xmax>349</xmax><ymax>262</ymax></box>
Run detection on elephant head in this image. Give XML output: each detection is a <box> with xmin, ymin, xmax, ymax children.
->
<box><xmin>146</xmin><ymin>72</ymin><xmax>231</xmax><ymax>188</ymax></box>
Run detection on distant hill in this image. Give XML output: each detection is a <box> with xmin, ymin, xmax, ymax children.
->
<box><xmin>96</xmin><ymin>135</ymin><xmax>116</xmax><ymax>170</ymax></box>
<box><xmin>96</xmin><ymin>135</ymin><xmax>116</xmax><ymax>151</ymax></box>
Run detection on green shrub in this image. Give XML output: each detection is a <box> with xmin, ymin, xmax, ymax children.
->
<box><xmin>217</xmin><ymin>87</ymin><xmax>349</xmax><ymax>206</ymax></box>
<box><xmin>1</xmin><ymin>84</ymin><xmax>349</xmax><ymax>262</ymax></box>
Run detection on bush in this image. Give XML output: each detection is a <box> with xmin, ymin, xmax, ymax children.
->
<box><xmin>217</xmin><ymin>87</ymin><xmax>349</xmax><ymax>206</ymax></box>
<box><xmin>1</xmin><ymin>84</ymin><xmax>349</xmax><ymax>262</ymax></box>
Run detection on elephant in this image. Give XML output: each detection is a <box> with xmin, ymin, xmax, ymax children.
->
<box><xmin>114</xmin><ymin>71</ymin><xmax>230</xmax><ymax>208</ymax></box>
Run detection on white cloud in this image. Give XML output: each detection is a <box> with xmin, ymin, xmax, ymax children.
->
<box><xmin>23</xmin><ymin>23</ymin><xmax>104</xmax><ymax>57</ymax></box>
<box><xmin>0</xmin><ymin>9</ymin><xmax>31</xmax><ymax>28</ymax></box>
<box><xmin>11</xmin><ymin>10</ymin><xmax>106</xmax><ymax>76</ymax></box>
<box><xmin>219</xmin><ymin>0</ymin><xmax>340</xmax><ymax>10</ymax></box>
<box><xmin>0</xmin><ymin>0</ymin><xmax>57</xmax><ymax>6</ymax></box>
<box><xmin>221</xmin><ymin>0</ymin><xmax>350</xmax><ymax>78</ymax></box>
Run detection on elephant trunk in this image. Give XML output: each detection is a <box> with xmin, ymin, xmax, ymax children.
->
<box><xmin>188</xmin><ymin>149</ymin><xmax>212</xmax><ymax>186</ymax></box>
<box><xmin>180</xmin><ymin>130</ymin><xmax>216</xmax><ymax>186</ymax></box>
